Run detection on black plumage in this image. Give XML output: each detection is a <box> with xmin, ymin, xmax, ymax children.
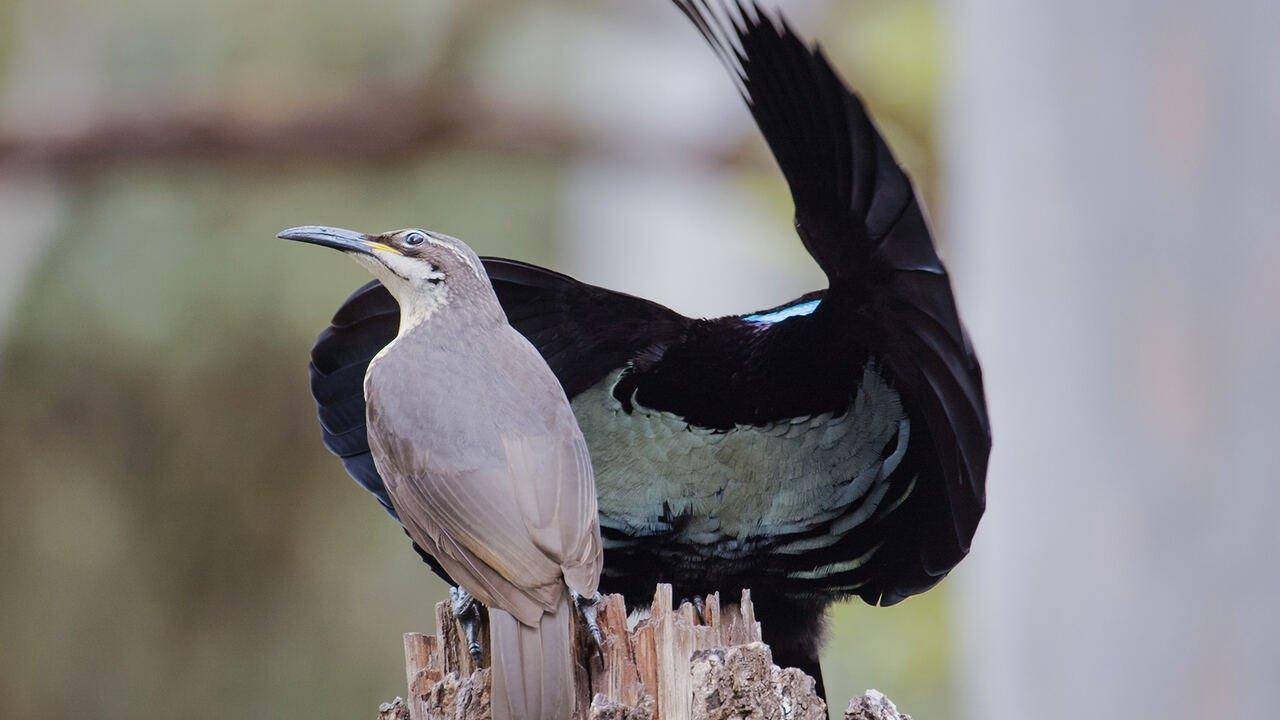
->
<box><xmin>307</xmin><ymin>0</ymin><xmax>989</xmax><ymax>696</ymax></box>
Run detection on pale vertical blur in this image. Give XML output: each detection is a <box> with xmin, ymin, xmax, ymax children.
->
<box><xmin>947</xmin><ymin>0</ymin><xmax>1280</xmax><ymax>718</ymax></box>
<box><xmin>2</xmin><ymin>0</ymin><xmax>1273</xmax><ymax>719</ymax></box>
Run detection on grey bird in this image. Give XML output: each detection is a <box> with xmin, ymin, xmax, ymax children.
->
<box><xmin>278</xmin><ymin>225</ymin><xmax>603</xmax><ymax>720</ymax></box>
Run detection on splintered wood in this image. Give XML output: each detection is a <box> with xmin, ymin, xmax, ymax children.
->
<box><xmin>395</xmin><ymin>584</ymin><xmax>825</xmax><ymax>720</ymax></box>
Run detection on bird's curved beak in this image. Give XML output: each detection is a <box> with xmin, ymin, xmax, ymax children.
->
<box><xmin>276</xmin><ymin>226</ymin><xmax>401</xmax><ymax>256</ymax></box>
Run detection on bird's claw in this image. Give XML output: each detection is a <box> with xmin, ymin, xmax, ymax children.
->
<box><xmin>573</xmin><ymin>591</ymin><xmax>605</xmax><ymax>655</ymax></box>
<box><xmin>450</xmin><ymin>587</ymin><xmax>485</xmax><ymax>666</ymax></box>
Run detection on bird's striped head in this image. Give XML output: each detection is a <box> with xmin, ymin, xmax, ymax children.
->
<box><xmin>277</xmin><ymin>225</ymin><xmax>491</xmax><ymax>329</ymax></box>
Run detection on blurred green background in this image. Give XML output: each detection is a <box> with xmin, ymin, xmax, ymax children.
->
<box><xmin>0</xmin><ymin>1</ymin><xmax>952</xmax><ymax>718</ymax></box>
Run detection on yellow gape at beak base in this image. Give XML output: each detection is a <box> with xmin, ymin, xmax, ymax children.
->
<box><xmin>364</xmin><ymin>242</ymin><xmax>402</xmax><ymax>256</ymax></box>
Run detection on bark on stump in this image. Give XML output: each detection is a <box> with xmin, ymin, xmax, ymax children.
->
<box><xmin>385</xmin><ymin>584</ymin><xmax>910</xmax><ymax>720</ymax></box>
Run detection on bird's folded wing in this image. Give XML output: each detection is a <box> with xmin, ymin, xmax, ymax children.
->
<box><xmin>501</xmin><ymin>432</ymin><xmax>602</xmax><ymax>599</ymax></box>
<box><xmin>370</xmin><ymin>411</ymin><xmax>600</xmax><ymax>625</ymax></box>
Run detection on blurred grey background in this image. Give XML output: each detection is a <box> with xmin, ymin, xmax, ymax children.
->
<box><xmin>0</xmin><ymin>1</ymin><xmax>1276</xmax><ymax>719</ymax></box>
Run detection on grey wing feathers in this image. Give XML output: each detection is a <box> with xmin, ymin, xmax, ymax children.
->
<box><xmin>502</xmin><ymin>432</ymin><xmax>602</xmax><ymax>598</ymax></box>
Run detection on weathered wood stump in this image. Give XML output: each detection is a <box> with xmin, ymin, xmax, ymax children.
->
<box><xmin>382</xmin><ymin>584</ymin><xmax>910</xmax><ymax>720</ymax></box>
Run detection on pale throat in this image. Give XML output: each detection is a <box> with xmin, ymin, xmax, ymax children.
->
<box><xmin>396</xmin><ymin>287</ymin><xmax>448</xmax><ymax>333</ymax></box>
<box><xmin>351</xmin><ymin>253</ymin><xmax>449</xmax><ymax>333</ymax></box>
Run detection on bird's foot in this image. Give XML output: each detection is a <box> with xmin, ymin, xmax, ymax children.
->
<box><xmin>449</xmin><ymin>587</ymin><xmax>484</xmax><ymax>667</ymax></box>
<box><xmin>572</xmin><ymin>591</ymin><xmax>605</xmax><ymax>655</ymax></box>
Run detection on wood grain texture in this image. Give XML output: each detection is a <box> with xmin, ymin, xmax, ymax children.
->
<box><xmin>385</xmin><ymin>585</ymin><xmax>847</xmax><ymax>720</ymax></box>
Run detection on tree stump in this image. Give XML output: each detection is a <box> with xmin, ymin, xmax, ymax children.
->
<box><xmin>385</xmin><ymin>584</ymin><xmax>909</xmax><ymax>720</ymax></box>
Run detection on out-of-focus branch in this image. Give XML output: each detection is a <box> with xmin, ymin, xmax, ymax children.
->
<box><xmin>0</xmin><ymin>0</ymin><xmax>750</xmax><ymax>174</ymax></box>
<box><xmin>0</xmin><ymin>83</ymin><xmax>587</xmax><ymax>171</ymax></box>
<box><xmin>0</xmin><ymin>80</ymin><xmax>755</xmax><ymax>172</ymax></box>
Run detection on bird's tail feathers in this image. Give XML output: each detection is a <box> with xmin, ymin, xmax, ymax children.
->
<box><xmin>489</xmin><ymin>590</ymin><xmax>575</xmax><ymax>720</ymax></box>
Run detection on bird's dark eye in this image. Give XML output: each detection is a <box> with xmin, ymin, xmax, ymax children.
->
<box><xmin>404</xmin><ymin>232</ymin><xmax>426</xmax><ymax>247</ymax></box>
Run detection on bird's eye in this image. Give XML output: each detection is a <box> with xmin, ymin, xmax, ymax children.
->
<box><xmin>404</xmin><ymin>232</ymin><xmax>426</xmax><ymax>247</ymax></box>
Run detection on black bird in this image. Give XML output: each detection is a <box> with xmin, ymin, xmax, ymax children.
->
<box><xmin>307</xmin><ymin>0</ymin><xmax>989</xmax><ymax>696</ymax></box>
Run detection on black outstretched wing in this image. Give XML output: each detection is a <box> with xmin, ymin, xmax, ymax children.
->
<box><xmin>674</xmin><ymin>0</ymin><xmax>990</xmax><ymax>604</ymax></box>
<box><xmin>672</xmin><ymin>0</ymin><xmax>942</xmax><ymax>282</ymax></box>
<box><xmin>482</xmin><ymin>258</ymin><xmax>691</xmax><ymax>399</ymax></box>
<box><xmin>308</xmin><ymin>264</ymin><xmax>688</xmax><ymax>560</ymax></box>
<box><xmin>310</xmin><ymin>280</ymin><xmax>399</xmax><ymax>516</ymax></box>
